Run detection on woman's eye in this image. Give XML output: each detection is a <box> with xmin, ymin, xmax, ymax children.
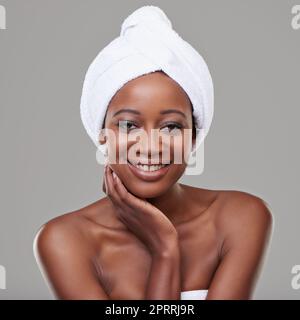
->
<box><xmin>118</xmin><ymin>120</ymin><xmax>138</xmax><ymax>132</ymax></box>
<box><xmin>160</xmin><ymin>123</ymin><xmax>183</xmax><ymax>135</ymax></box>
<box><xmin>117</xmin><ymin>121</ymin><xmax>183</xmax><ymax>135</ymax></box>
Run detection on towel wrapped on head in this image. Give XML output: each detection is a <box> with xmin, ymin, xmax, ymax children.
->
<box><xmin>80</xmin><ymin>5</ymin><xmax>214</xmax><ymax>155</ymax></box>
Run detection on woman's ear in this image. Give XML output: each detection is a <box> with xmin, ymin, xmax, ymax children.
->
<box><xmin>98</xmin><ymin>129</ymin><xmax>109</xmax><ymax>160</ymax></box>
<box><xmin>99</xmin><ymin>129</ymin><xmax>107</xmax><ymax>146</ymax></box>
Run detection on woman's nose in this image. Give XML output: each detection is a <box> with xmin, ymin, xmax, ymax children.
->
<box><xmin>136</xmin><ymin>127</ymin><xmax>174</xmax><ymax>163</ymax></box>
<box><xmin>124</xmin><ymin>126</ymin><xmax>158</xmax><ymax>160</ymax></box>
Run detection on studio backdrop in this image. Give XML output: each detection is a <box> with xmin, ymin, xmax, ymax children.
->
<box><xmin>0</xmin><ymin>0</ymin><xmax>299</xmax><ymax>299</ymax></box>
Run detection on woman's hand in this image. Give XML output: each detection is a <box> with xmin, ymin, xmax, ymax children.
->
<box><xmin>102</xmin><ymin>164</ymin><xmax>178</xmax><ymax>256</ymax></box>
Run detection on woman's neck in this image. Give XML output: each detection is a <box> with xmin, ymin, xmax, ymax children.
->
<box><xmin>146</xmin><ymin>183</ymin><xmax>189</xmax><ymax>226</ymax></box>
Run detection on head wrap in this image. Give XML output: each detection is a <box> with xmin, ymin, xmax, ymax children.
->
<box><xmin>80</xmin><ymin>5</ymin><xmax>214</xmax><ymax>154</ymax></box>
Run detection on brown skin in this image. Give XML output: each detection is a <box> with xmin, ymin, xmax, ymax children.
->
<box><xmin>33</xmin><ymin>71</ymin><xmax>273</xmax><ymax>300</ymax></box>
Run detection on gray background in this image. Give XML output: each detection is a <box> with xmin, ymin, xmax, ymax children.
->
<box><xmin>0</xmin><ymin>0</ymin><xmax>299</xmax><ymax>299</ymax></box>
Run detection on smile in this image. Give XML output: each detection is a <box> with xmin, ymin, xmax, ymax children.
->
<box><xmin>128</xmin><ymin>161</ymin><xmax>169</xmax><ymax>172</ymax></box>
<box><xmin>127</xmin><ymin>160</ymin><xmax>172</xmax><ymax>181</ymax></box>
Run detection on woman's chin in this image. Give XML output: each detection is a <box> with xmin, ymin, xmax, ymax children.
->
<box><xmin>126</xmin><ymin>183</ymin><xmax>169</xmax><ymax>199</ymax></box>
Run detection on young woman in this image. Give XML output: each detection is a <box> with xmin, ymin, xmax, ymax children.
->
<box><xmin>33</xmin><ymin>6</ymin><xmax>273</xmax><ymax>300</ymax></box>
<box><xmin>33</xmin><ymin>70</ymin><xmax>272</xmax><ymax>300</ymax></box>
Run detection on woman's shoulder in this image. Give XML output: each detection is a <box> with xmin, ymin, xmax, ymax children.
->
<box><xmin>211</xmin><ymin>189</ymin><xmax>273</xmax><ymax>254</ymax></box>
<box><xmin>33</xmin><ymin>198</ymin><xmax>115</xmax><ymax>261</ymax></box>
<box><xmin>201</xmin><ymin>188</ymin><xmax>273</xmax><ymax>225</ymax></box>
<box><xmin>215</xmin><ymin>189</ymin><xmax>273</xmax><ymax>221</ymax></box>
<box><xmin>185</xmin><ymin>185</ymin><xmax>273</xmax><ymax>239</ymax></box>
<box><xmin>181</xmin><ymin>184</ymin><xmax>272</xmax><ymax>216</ymax></box>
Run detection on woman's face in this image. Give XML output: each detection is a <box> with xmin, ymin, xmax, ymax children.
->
<box><xmin>101</xmin><ymin>71</ymin><xmax>196</xmax><ymax>198</ymax></box>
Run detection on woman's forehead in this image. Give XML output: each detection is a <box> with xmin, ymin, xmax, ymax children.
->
<box><xmin>107</xmin><ymin>71</ymin><xmax>191</xmax><ymax>112</ymax></box>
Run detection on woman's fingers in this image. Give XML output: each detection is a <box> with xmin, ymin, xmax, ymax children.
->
<box><xmin>105</xmin><ymin>165</ymin><xmax>156</xmax><ymax>226</ymax></box>
<box><xmin>102</xmin><ymin>169</ymin><xmax>106</xmax><ymax>193</ymax></box>
<box><xmin>103</xmin><ymin>165</ymin><xmax>108</xmax><ymax>194</ymax></box>
<box><xmin>105</xmin><ymin>165</ymin><xmax>132</xmax><ymax>213</ymax></box>
<box><xmin>104</xmin><ymin>165</ymin><xmax>122</xmax><ymax>205</ymax></box>
<box><xmin>112</xmin><ymin>173</ymin><xmax>130</xmax><ymax>201</ymax></box>
<box><xmin>109</xmin><ymin>169</ymin><xmax>147</xmax><ymax>210</ymax></box>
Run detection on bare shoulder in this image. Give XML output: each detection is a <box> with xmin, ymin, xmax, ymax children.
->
<box><xmin>181</xmin><ymin>185</ymin><xmax>273</xmax><ymax>231</ymax></box>
<box><xmin>215</xmin><ymin>190</ymin><xmax>274</xmax><ymax>256</ymax></box>
<box><xmin>33</xmin><ymin>200</ymin><xmax>106</xmax><ymax>261</ymax></box>
<box><xmin>33</xmin><ymin>197</ymin><xmax>122</xmax><ymax>261</ymax></box>
<box><xmin>33</xmin><ymin>210</ymin><xmax>90</xmax><ymax>263</ymax></box>
<box><xmin>32</xmin><ymin>199</ymin><xmax>113</xmax><ymax>299</ymax></box>
<box><xmin>216</xmin><ymin>190</ymin><xmax>273</xmax><ymax>225</ymax></box>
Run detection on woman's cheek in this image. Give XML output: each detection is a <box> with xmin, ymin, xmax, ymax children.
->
<box><xmin>170</xmin><ymin>138</ymin><xmax>189</xmax><ymax>165</ymax></box>
<box><xmin>107</xmin><ymin>137</ymin><xmax>129</xmax><ymax>165</ymax></box>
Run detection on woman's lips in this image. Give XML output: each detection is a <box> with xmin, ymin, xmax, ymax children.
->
<box><xmin>127</xmin><ymin>161</ymin><xmax>171</xmax><ymax>182</ymax></box>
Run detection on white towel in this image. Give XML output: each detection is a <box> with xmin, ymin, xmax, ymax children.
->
<box><xmin>80</xmin><ymin>5</ymin><xmax>214</xmax><ymax>154</ymax></box>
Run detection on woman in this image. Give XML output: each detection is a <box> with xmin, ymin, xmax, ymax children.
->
<box><xmin>33</xmin><ymin>6</ymin><xmax>273</xmax><ymax>300</ymax></box>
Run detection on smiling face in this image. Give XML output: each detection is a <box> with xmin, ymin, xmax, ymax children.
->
<box><xmin>100</xmin><ymin>71</ymin><xmax>196</xmax><ymax>198</ymax></box>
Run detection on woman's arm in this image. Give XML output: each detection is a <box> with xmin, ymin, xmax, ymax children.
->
<box><xmin>33</xmin><ymin>219</ymin><xmax>109</xmax><ymax>300</ymax></box>
<box><xmin>206</xmin><ymin>194</ymin><xmax>274</xmax><ymax>299</ymax></box>
<box><xmin>104</xmin><ymin>165</ymin><xmax>182</xmax><ymax>299</ymax></box>
<box><xmin>144</xmin><ymin>238</ymin><xmax>181</xmax><ymax>300</ymax></box>
<box><xmin>34</xmin><ymin>219</ymin><xmax>182</xmax><ymax>300</ymax></box>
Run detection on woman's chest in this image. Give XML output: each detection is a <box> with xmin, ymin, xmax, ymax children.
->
<box><xmin>95</xmin><ymin>216</ymin><xmax>222</xmax><ymax>299</ymax></box>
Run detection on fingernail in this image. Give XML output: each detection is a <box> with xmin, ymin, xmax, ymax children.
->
<box><xmin>112</xmin><ymin>172</ymin><xmax>117</xmax><ymax>179</ymax></box>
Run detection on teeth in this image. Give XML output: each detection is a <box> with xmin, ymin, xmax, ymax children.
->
<box><xmin>129</xmin><ymin>162</ymin><xmax>168</xmax><ymax>172</ymax></box>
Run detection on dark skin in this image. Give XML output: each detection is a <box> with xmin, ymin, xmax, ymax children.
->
<box><xmin>33</xmin><ymin>71</ymin><xmax>273</xmax><ymax>300</ymax></box>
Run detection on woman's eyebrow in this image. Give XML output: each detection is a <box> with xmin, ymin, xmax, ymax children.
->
<box><xmin>113</xmin><ymin>108</ymin><xmax>187</xmax><ymax>119</ymax></box>
<box><xmin>160</xmin><ymin>109</ymin><xmax>187</xmax><ymax>119</ymax></box>
<box><xmin>113</xmin><ymin>108</ymin><xmax>140</xmax><ymax>117</ymax></box>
